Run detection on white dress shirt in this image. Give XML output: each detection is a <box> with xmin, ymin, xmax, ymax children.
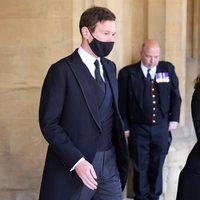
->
<box><xmin>141</xmin><ymin>63</ymin><xmax>157</xmax><ymax>80</ymax></box>
<box><xmin>78</xmin><ymin>47</ymin><xmax>105</xmax><ymax>81</ymax></box>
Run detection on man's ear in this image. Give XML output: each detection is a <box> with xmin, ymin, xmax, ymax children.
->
<box><xmin>81</xmin><ymin>27</ymin><xmax>90</xmax><ymax>39</ymax></box>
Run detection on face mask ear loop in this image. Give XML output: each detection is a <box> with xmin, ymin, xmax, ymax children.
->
<box><xmin>88</xmin><ymin>29</ymin><xmax>95</xmax><ymax>39</ymax></box>
<box><xmin>86</xmin><ymin>28</ymin><xmax>95</xmax><ymax>45</ymax></box>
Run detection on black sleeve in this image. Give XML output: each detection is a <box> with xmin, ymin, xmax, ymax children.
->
<box><xmin>191</xmin><ymin>86</ymin><xmax>200</xmax><ymax>141</ymax></box>
<box><xmin>118</xmin><ymin>68</ymin><xmax>130</xmax><ymax>131</ymax></box>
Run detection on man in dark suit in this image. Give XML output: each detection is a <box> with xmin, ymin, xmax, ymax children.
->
<box><xmin>39</xmin><ymin>6</ymin><xmax>128</xmax><ymax>200</ymax></box>
<box><xmin>118</xmin><ymin>39</ymin><xmax>181</xmax><ymax>200</ymax></box>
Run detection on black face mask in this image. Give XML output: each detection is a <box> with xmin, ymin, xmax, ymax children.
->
<box><xmin>89</xmin><ymin>35</ymin><xmax>114</xmax><ymax>57</ymax></box>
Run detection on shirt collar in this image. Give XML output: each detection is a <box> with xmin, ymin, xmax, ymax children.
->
<box><xmin>78</xmin><ymin>47</ymin><xmax>103</xmax><ymax>79</ymax></box>
<box><xmin>78</xmin><ymin>46</ymin><xmax>98</xmax><ymax>65</ymax></box>
<box><xmin>141</xmin><ymin>62</ymin><xmax>157</xmax><ymax>78</ymax></box>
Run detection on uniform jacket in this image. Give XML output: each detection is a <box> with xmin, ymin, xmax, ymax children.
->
<box><xmin>118</xmin><ymin>61</ymin><xmax>181</xmax><ymax>130</ymax></box>
<box><xmin>39</xmin><ymin>49</ymin><xmax>128</xmax><ymax>199</ymax></box>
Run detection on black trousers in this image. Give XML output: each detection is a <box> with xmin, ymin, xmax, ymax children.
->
<box><xmin>71</xmin><ymin>147</ymin><xmax>123</xmax><ymax>200</ymax></box>
<box><xmin>129</xmin><ymin>120</ymin><xmax>171</xmax><ymax>200</ymax></box>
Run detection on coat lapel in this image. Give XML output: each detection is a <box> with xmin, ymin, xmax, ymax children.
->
<box><xmin>130</xmin><ymin>64</ymin><xmax>144</xmax><ymax>109</ymax></box>
<box><xmin>101</xmin><ymin>58</ymin><xmax>123</xmax><ymax>126</ymax></box>
<box><xmin>101</xmin><ymin>58</ymin><xmax>118</xmax><ymax>105</ymax></box>
<box><xmin>67</xmin><ymin>50</ymin><xmax>101</xmax><ymax>129</ymax></box>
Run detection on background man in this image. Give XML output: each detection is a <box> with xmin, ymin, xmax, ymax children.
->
<box><xmin>118</xmin><ymin>39</ymin><xmax>181</xmax><ymax>200</ymax></box>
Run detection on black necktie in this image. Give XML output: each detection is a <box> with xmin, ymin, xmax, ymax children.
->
<box><xmin>146</xmin><ymin>69</ymin><xmax>151</xmax><ymax>81</ymax></box>
<box><xmin>94</xmin><ymin>60</ymin><xmax>105</xmax><ymax>93</ymax></box>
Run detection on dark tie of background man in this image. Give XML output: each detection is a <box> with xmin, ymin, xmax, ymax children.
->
<box><xmin>146</xmin><ymin>68</ymin><xmax>151</xmax><ymax>81</ymax></box>
<box><xmin>94</xmin><ymin>60</ymin><xmax>105</xmax><ymax>93</ymax></box>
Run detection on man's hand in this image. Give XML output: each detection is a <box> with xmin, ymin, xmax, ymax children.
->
<box><xmin>75</xmin><ymin>159</ymin><xmax>98</xmax><ymax>190</ymax></box>
<box><xmin>168</xmin><ymin>121</ymin><xmax>178</xmax><ymax>131</ymax></box>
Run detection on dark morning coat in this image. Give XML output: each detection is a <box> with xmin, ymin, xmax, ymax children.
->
<box><xmin>118</xmin><ymin>61</ymin><xmax>181</xmax><ymax>131</ymax></box>
<box><xmin>38</xmin><ymin>49</ymin><xmax>128</xmax><ymax>200</ymax></box>
<box><xmin>176</xmin><ymin>84</ymin><xmax>200</xmax><ymax>200</ymax></box>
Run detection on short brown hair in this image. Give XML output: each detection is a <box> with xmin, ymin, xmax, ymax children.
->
<box><xmin>79</xmin><ymin>6</ymin><xmax>116</xmax><ymax>35</ymax></box>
